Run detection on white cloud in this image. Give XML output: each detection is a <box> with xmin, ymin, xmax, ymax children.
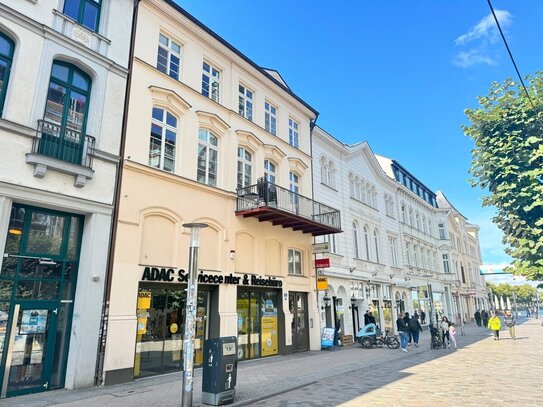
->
<box><xmin>453</xmin><ymin>10</ymin><xmax>512</xmax><ymax>68</ymax></box>
<box><xmin>455</xmin><ymin>10</ymin><xmax>512</xmax><ymax>45</ymax></box>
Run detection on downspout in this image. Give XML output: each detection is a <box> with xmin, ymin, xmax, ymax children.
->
<box><xmin>94</xmin><ymin>0</ymin><xmax>141</xmax><ymax>386</ymax></box>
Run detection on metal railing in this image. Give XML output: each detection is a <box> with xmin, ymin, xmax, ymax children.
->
<box><xmin>32</xmin><ymin>120</ymin><xmax>95</xmax><ymax>168</ymax></box>
<box><xmin>236</xmin><ymin>179</ymin><xmax>341</xmax><ymax>230</ymax></box>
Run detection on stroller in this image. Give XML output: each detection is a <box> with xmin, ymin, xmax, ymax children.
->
<box><xmin>429</xmin><ymin>324</ymin><xmax>443</xmax><ymax>349</ymax></box>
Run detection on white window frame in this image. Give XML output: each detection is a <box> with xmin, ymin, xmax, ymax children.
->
<box><xmin>149</xmin><ymin>107</ymin><xmax>177</xmax><ymax>172</ymax></box>
<box><xmin>288</xmin><ymin>248</ymin><xmax>302</xmax><ymax>275</ymax></box>
<box><xmin>390</xmin><ymin>237</ymin><xmax>398</xmax><ymax>267</ymax></box>
<box><xmin>353</xmin><ymin>223</ymin><xmax>360</xmax><ymax>258</ymax></box>
<box><xmin>363</xmin><ymin>226</ymin><xmax>370</xmax><ymax>261</ymax></box>
<box><xmin>288</xmin><ymin>118</ymin><xmax>299</xmax><ymax>148</ymax></box>
<box><xmin>373</xmin><ymin>230</ymin><xmax>380</xmax><ymax>263</ymax></box>
<box><xmin>264</xmin><ymin>159</ymin><xmax>276</xmax><ymax>184</ymax></box>
<box><xmin>265</xmin><ymin>101</ymin><xmax>277</xmax><ymax>135</ymax></box>
<box><xmin>202</xmin><ymin>61</ymin><xmax>221</xmax><ymax>102</ymax></box>
<box><xmin>443</xmin><ymin>253</ymin><xmax>450</xmax><ymax>273</ymax></box>
<box><xmin>157</xmin><ymin>33</ymin><xmax>181</xmax><ymax>80</ymax></box>
<box><xmin>238</xmin><ymin>84</ymin><xmax>253</xmax><ymax>121</ymax></box>
<box><xmin>237</xmin><ymin>146</ymin><xmax>252</xmax><ymax>189</ymax></box>
<box><xmin>438</xmin><ymin>223</ymin><xmax>446</xmax><ymax>239</ymax></box>
<box><xmin>197</xmin><ymin>129</ymin><xmax>219</xmax><ymax>186</ymax></box>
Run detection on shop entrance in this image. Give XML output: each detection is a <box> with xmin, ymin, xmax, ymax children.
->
<box><xmin>134</xmin><ymin>286</ymin><xmax>210</xmax><ymax>378</ymax></box>
<box><xmin>289</xmin><ymin>292</ymin><xmax>309</xmax><ymax>353</ymax></box>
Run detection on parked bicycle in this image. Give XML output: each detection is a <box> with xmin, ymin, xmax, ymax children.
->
<box><xmin>375</xmin><ymin>329</ymin><xmax>400</xmax><ymax>349</ymax></box>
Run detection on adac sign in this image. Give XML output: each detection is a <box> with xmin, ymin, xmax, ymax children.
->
<box><xmin>141</xmin><ymin>266</ymin><xmax>283</xmax><ymax>288</ymax></box>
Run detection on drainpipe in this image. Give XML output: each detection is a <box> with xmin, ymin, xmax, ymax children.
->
<box><xmin>94</xmin><ymin>0</ymin><xmax>141</xmax><ymax>386</ymax></box>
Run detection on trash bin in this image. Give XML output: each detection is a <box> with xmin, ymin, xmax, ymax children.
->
<box><xmin>202</xmin><ymin>336</ymin><xmax>237</xmax><ymax>405</ymax></box>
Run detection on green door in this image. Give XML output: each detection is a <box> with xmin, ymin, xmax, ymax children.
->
<box><xmin>1</xmin><ymin>302</ymin><xmax>58</xmax><ymax>397</ymax></box>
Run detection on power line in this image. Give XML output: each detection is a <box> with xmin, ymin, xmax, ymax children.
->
<box><xmin>486</xmin><ymin>0</ymin><xmax>536</xmax><ymax>109</ymax></box>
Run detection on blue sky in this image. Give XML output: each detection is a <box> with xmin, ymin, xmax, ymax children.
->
<box><xmin>176</xmin><ymin>0</ymin><xmax>543</xmax><ymax>269</ymax></box>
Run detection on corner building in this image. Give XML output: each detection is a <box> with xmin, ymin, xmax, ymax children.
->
<box><xmin>102</xmin><ymin>0</ymin><xmax>340</xmax><ymax>385</ymax></box>
<box><xmin>0</xmin><ymin>0</ymin><xmax>132</xmax><ymax>398</ymax></box>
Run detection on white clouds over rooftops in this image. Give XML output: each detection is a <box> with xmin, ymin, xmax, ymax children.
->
<box><xmin>453</xmin><ymin>9</ymin><xmax>512</xmax><ymax>68</ymax></box>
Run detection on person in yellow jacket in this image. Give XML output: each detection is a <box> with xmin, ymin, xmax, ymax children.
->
<box><xmin>488</xmin><ymin>312</ymin><xmax>502</xmax><ymax>340</ymax></box>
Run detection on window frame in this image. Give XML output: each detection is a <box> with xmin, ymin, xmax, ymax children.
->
<box><xmin>264</xmin><ymin>101</ymin><xmax>277</xmax><ymax>135</ymax></box>
<box><xmin>288</xmin><ymin>118</ymin><xmax>299</xmax><ymax>148</ymax></box>
<box><xmin>237</xmin><ymin>146</ymin><xmax>253</xmax><ymax>189</ymax></box>
<box><xmin>157</xmin><ymin>33</ymin><xmax>182</xmax><ymax>80</ymax></box>
<box><xmin>288</xmin><ymin>248</ymin><xmax>302</xmax><ymax>275</ymax></box>
<box><xmin>264</xmin><ymin>159</ymin><xmax>276</xmax><ymax>184</ymax></box>
<box><xmin>0</xmin><ymin>32</ymin><xmax>14</xmax><ymax>117</ymax></box>
<box><xmin>353</xmin><ymin>223</ymin><xmax>360</xmax><ymax>258</ymax></box>
<box><xmin>149</xmin><ymin>107</ymin><xmax>177</xmax><ymax>172</ymax></box>
<box><xmin>238</xmin><ymin>84</ymin><xmax>254</xmax><ymax>121</ymax></box>
<box><xmin>197</xmin><ymin>128</ymin><xmax>219</xmax><ymax>186</ymax></box>
<box><xmin>202</xmin><ymin>61</ymin><xmax>221</xmax><ymax>103</ymax></box>
<box><xmin>63</xmin><ymin>0</ymin><xmax>102</xmax><ymax>32</ymax></box>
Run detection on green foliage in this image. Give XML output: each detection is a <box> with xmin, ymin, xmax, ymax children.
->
<box><xmin>463</xmin><ymin>73</ymin><xmax>543</xmax><ymax>280</ymax></box>
<box><xmin>486</xmin><ymin>282</ymin><xmax>538</xmax><ymax>303</ymax></box>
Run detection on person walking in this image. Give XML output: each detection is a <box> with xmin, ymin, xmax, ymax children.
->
<box><xmin>403</xmin><ymin>312</ymin><xmax>412</xmax><ymax>344</ymax></box>
<box><xmin>368</xmin><ymin>312</ymin><xmax>376</xmax><ymax>325</ymax></box>
<box><xmin>482</xmin><ymin>310</ymin><xmax>489</xmax><ymax>327</ymax></box>
<box><xmin>409</xmin><ymin>314</ymin><xmax>423</xmax><ymax>347</ymax></box>
<box><xmin>448</xmin><ymin>322</ymin><xmax>457</xmax><ymax>349</ymax></box>
<box><xmin>488</xmin><ymin>312</ymin><xmax>501</xmax><ymax>340</ymax></box>
<box><xmin>504</xmin><ymin>309</ymin><xmax>516</xmax><ymax>340</ymax></box>
<box><xmin>364</xmin><ymin>310</ymin><xmax>370</xmax><ymax>326</ymax></box>
<box><xmin>420</xmin><ymin>309</ymin><xmax>426</xmax><ymax>325</ymax></box>
<box><xmin>440</xmin><ymin>316</ymin><xmax>450</xmax><ymax>348</ymax></box>
<box><xmin>474</xmin><ymin>310</ymin><xmax>482</xmax><ymax>327</ymax></box>
<box><xmin>396</xmin><ymin>314</ymin><xmax>409</xmax><ymax>353</ymax></box>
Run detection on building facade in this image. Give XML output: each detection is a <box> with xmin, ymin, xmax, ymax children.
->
<box><xmin>0</xmin><ymin>0</ymin><xmax>132</xmax><ymax>398</ymax></box>
<box><xmin>101</xmin><ymin>0</ymin><xmax>340</xmax><ymax>385</ymax></box>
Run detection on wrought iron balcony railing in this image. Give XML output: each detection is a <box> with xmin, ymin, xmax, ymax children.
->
<box><xmin>32</xmin><ymin>120</ymin><xmax>95</xmax><ymax>168</ymax></box>
<box><xmin>236</xmin><ymin>179</ymin><xmax>341</xmax><ymax>236</ymax></box>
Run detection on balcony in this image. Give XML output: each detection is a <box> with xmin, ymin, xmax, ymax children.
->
<box><xmin>25</xmin><ymin>120</ymin><xmax>96</xmax><ymax>187</ymax></box>
<box><xmin>236</xmin><ymin>180</ymin><xmax>341</xmax><ymax>236</ymax></box>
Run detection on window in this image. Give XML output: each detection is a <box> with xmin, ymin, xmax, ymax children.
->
<box><xmin>389</xmin><ymin>237</ymin><xmax>398</xmax><ymax>267</ymax></box>
<box><xmin>401</xmin><ymin>204</ymin><xmax>406</xmax><ymax>223</ymax></box>
<box><xmin>63</xmin><ymin>0</ymin><xmax>101</xmax><ymax>32</ymax></box>
<box><xmin>264</xmin><ymin>159</ymin><xmax>276</xmax><ymax>184</ymax></box>
<box><xmin>461</xmin><ymin>264</ymin><xmax>466</xmax><ymax>283</ymax></box>
<box><xmin>442</xmin><ymin>254</ymin><xmax>450</xmax><ymax>273</ymax></box>
<box><xmin>197</xmin><ymin>129</ymin><xmax>218</xmax><ymax>186</ymax></box>
<box><xmin>407</xmin><ymin>243</ymin><xmax>413</xmax><ymax>265</ymax></box>
<box><xmin>289</xmin><ymin>171</ymin><xmax>299</xmax><ymax>211</ymax></box>
<box><xmin>157</xmin><ymin>33</ymin><xmax>181</xmax><ymax>80</ymax></box>
<box><xmin>353</xmin><ymin>223</ymin><xmax>360</xmax><ymax>258</ymax></box>
<box><xmin>202</xmin><ymin>62</ymin><xmax>220</xmax><ymax>102</ymax></box>
<box><xmin>363</xmin><ymin>226</ymin><xmax>370</xmax><ymax>261</ymax></box>
<box><xmin>416</xmin><ymin>213</ymin><xmax>421</xmax><ymax>230</ymax></box>
<box><xmin>238</xmin><ymin>84</ymin><xmax>253</xmax><ymax>121</ymax></box>
<box><xmin>149</xmin><ymin>108</ymin><xmax>177</xmax><ymax>172</ymax></box>
<box><xmin>349</xmin><ymin>176</ymin><xmax>355</xmax><ymax>197</ymax></box>
<box><xmin>438</xmin><ymin>223</ymin><xmax>446</xmax><ymax>239</ymax></box>
<box><xmin>373</xmin><ymin>230</ymin><xmax>379</xmax><ymax>263</ymax></box>
<box><xmin>422</xmin><ymin>216</ymin><xmax>427</xmax><ymax>234</ymax></box>
<box><xmin>237</xmin><ymin>147</ymin><xmax>252</xmax><ymax>189</ymax></box>
<box><xmin>42</xmin><ymin>61</ymin><xmax>91</xmax><ymax>165</ymax></box>
<box><xmin>288</xmin><ymin>249</ymin><xmax>302</xmax><ymax>275</ymax></box>
<box><xmin>323</xmin><ymin>234</ymin><xmax>337</xmax><ymax>253</ymax></box>
<box><xmin>264</xmin><ymin>102</ymin><xmax>277</xmax><ymax>135</ymax></box>
<box><xmin>288</xmin><ymin>118</ymin><xmax>299</xmax><ymax>148</ymax></box>
<box><xmin>0</xmin><ymin>33</ymin><xmax>14</xmax><ymax>117</ymax></box>
<box><xmin>409</xmin><ymin>209</ymin><xmax>414</xmax><ymax>227</ymax></box>
<box><xmin>414</xmin><ymin>246</ymin><xmax>420</xmax><ymax>267</ymax></box>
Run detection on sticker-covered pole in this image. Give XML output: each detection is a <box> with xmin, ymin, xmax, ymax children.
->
<box><xmin>181</xmin><ymin>223</ymin><xmax>208</xmax><ymax>407</ymax></box>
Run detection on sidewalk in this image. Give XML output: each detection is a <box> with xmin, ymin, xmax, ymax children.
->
<box><xmin>1</xmin><ymin>323</ymin><xmax>495</xmax><ymax>407</ymax></box>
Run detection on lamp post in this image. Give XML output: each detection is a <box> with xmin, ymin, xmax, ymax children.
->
<box><xmin>350</xmin><ymin>295</ymin><xmax>359</xmax><ymax>334</ymax></box>
<box><xmin>181</xmin><ymin>223</ymin><xmax>208</xmax><ymax>407</ymax></box>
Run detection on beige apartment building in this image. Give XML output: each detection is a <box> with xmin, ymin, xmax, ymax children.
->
<box><xmin>101</xmin><ymin>0</ymin><xmax>341</xmax><ymax>385</ymax></box>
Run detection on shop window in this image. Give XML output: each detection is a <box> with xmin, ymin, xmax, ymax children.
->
<box><xmin>288</xmin><ymin>249</ymin><xmax>302</xmax><ymax>275</ymax></box>
<box><xmin>0</xmin><ymin>32</ymin><xmax>14</xmax><ymax>117</ymax></box>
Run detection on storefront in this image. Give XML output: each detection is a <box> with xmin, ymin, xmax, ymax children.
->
<box><xmin>0</xmin><ymin>204</ymin><xmax>82</xmax><ymax>397</ymax></box>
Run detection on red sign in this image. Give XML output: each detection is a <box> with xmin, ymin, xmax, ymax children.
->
<box><xmin>315</xmin><ymin>258</ymin><xmax>330</xmax><ymax>268</ymax></box>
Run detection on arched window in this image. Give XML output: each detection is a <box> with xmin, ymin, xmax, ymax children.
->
<box><xmin>149</xmin><ymin>107</ymin><xmax>177</xmax><ymax>172</ymax></box>
<box><xmin>198</xmin><ymin>129</ymin><xmax>219</xmax><ymax>186</ymax></box>
<box><xmin>373</xmin><ymin>230</ymin><xmax>379</xmax><ymax>263</ymax></box>
<box><xmin>41</xmin><ymin>61</ymin><xmax>91</xmax><ymax>164</ymax></box>
<box><xmin>328</xmin><ymin>161</ymin><xmax>335</xmax><ymax>187</ymax></box>
<box><xmin>363</xmin><ymin>226</ymin><xmax>370</xmax><ymax>261</ymax></box>
<box><xmin>63</xmin><ymin>0</ymin><xmax>102</xmax><ymax>32</ymax></box>
<box><xmin>0</xmin><ymin>32</ymin><xmax>14</xmax><ymax>117</ymax></box>
<box><xmin>353</xmin><ymin>223</ymin><xmax>360</xmax><ymax>258</ymax></box>
<box><xmin>237</xmin><ymin>147</ymin><xmax>252</xmax><ymax>189</ymax></box>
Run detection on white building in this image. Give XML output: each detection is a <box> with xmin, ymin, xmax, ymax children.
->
<box><xmin>0</xmin><ymin>0</ymin><xmax>132</xmax><ymax>397</ymax></box>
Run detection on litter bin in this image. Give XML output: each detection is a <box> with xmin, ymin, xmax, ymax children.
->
<box><xmin>202</xmin><ymin>336</ymin><xmax>237</xmax><ymax>405</ymax></box>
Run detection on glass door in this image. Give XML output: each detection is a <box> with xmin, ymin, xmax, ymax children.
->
<box><xmin>2</xmin><ymin>302</ymin><xmax>58</xmax><ymax>397</ymax></box>
<box><xmin>236</xmin><ymin>289</ymin><xmax>261</xmax><ymax>361</ymax></box>
<box><xmin>289</xmin><ymin>292</ymin><xmax>309</xmax><ymax>353</ymax></box>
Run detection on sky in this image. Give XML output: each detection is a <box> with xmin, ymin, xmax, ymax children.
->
<box><xmin>175</xmin><ymin>0</ymin><xmax>543</xmax><ymax>273</ymax></box>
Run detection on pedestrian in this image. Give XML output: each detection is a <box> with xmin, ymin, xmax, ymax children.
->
<box><xmin>504</xmin><ymin>309</ymin><xmax>516</xmax><ymax>340</ymax></box>
<box><xmin>368</xmin><ymin>312</ymin><xmax>376</xmax><ymax>325</ymax></box>
<box><xmin>440</xmin><ymin>316</ymin><xmax>450</xmax><ymax>348</ymax></box>
<box><xmin>482</xmin><ymin>310</ymin><xmax>489</xmax><ymax>327</ymax></box>
<box><xmin>474</xmin><ymin>310</ymin><xmax>482</xmax><ymax>327</ymax></box>
<box><xmin>408</xmin><ymin>314</ymin><xmax>423</xmax><ymax>347</ymax></box>
<box><xmin>364</xmin><ymin>310</ymin><xmax>370</xmax><ymax>326</ymax></box>
<box><xmin>448</xmin><ymin>322</ymin><xmax>457</xmax><ymax>349</ymax></box>
<box><xmin>403</xmin><ymin>312</ymin><xmax>412</xmax><ymax>344</ymax></box>
<box><xmin>420</xmin><ymin>309</ymin><xmax>426</xmax><ymax>325</ymax></box>
<box><xmin>396</xmin><ymin>314</ymin><xmax>409</xmax><ymax>353</ymax></box>
<box><xmin>488</xmin><ymin>312</ymin><xmax>501</xmax><ymax>340</ymax></box>
<box><xmin>334</xmin><ymin>318</ymin><xmax>341</xmax><ymax>347</ymax></box>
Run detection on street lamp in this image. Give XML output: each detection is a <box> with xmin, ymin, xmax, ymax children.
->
<box><xmin>181</xmin><ymin>222</ymin><xmax>208</xmax><ymax>407</ymax></box>
<box><xmin>350</xmin><ymin>295</ymin><xmax>359</xmax><ymax>333</ymax></box>
<box><xmin>321</xmin><ymin>291</ymin><xmax>331</xmax><ymax>310</ymax></box>
<box><xmin>365</xmin><ymin>286</ymin><xmax>371</xmax><ymax>299</ymax></box>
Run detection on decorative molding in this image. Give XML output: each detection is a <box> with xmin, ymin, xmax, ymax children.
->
<box><xmin>263</xmin><ymin>144</ymin><xmax>286</xmax><ymax>162</ymax></box>
<box><xmin>149</xmin><ymin>86</ymin><xmax>192</xmax><ymax>113</ymax></box>
<box><xmin>26</xmin><ymin>153</ymin><xmax>94</xmax><ymax>187</ymax></box>
<box><xmin>195</xmin><ymin>110</ymin><xmax>230</xmax><ymax>134</ymax></box>
<box><xmin>71</xmin><ymin>25</ymin><xmax>94</xmax><ymax>49</ymax></box>
<box><xmin>235</xmin><ymin>130</ymin><xmax>263</xmax><ymax>151</ymax></box>
<box><xmin>287</xmin><ymin>157</ymin><xmax>308</xmax><ymax>174</ymax></box>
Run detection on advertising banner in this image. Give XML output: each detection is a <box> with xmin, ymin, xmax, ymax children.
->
<box><xmin>321</xmin><ymin>327</ymin><xmax>335</xmax><ymax>348</ymax></box>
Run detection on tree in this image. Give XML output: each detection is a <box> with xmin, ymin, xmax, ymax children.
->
<box><xmin>463</xmin><ymin>73</ymin><xmax>543</xmax><ymax>280</ymax></box>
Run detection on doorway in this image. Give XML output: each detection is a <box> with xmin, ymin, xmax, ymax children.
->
<box><xmin>289</xmin><ymin>292</ymin><xmax>309</xmax><ymax>353</ymax></box>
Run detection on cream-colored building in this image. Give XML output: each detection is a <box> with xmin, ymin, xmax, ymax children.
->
<box><xmin>102</xmin><ymin>0</ymin><xmax>340</xmax><ymax>385</ymax></box>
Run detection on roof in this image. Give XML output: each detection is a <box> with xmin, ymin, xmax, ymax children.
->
<box><xmin>162</xmin><ymin>0</ymin><xmax>318</xmax><ymax>117</ymax></box>
<box><xmin>436</xmin><ymin>190</ymin><xmax>468</xmax><ymax>220</ymax></box>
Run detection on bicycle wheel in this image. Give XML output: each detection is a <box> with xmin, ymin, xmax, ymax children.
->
<box><xmin>361</xmin><ymin>336</ymin><xmax>373</xmax><ymax>348</ymax></box>
<box><xmin>387</xmin><ymin>338</ymin><xmax>400</xmax><ymax>349</ymax></box>
<box><xmin>375</xmin><ymin>338</ymin><xmax>384</xmax><ymax>348</ymax></box>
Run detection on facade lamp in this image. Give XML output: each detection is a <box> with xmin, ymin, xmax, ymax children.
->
<box><xmin>322</xmin><ymin>291</ymin><xmax>331</xmax><ymax>309</ymax></box>
<box><xmin>350</xmin><ymin>295</ymin><xmax>358</xmax><ymax>310</ymax></box>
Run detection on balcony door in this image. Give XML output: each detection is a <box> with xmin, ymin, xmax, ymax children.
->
<box><xmin>40</xmin><ymin>61</ymin><xmax>91</xmax><ymax>165</ymax></box>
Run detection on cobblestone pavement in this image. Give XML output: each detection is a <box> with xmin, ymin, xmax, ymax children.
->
<box><xmin>253</xmin><ymin>318</ymin><xmax>543</xmax><ymax>407</ymax></box>
<box><xmin>3</xmin><ymin>319</ymin><xmax>540</xmax><ymax>407</ymax></box>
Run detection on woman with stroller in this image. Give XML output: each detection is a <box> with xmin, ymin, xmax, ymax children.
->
<box><xmin>440</xmin><ymin>316</ymin><xmax>451</xmax><ymax>348</ymax></box>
